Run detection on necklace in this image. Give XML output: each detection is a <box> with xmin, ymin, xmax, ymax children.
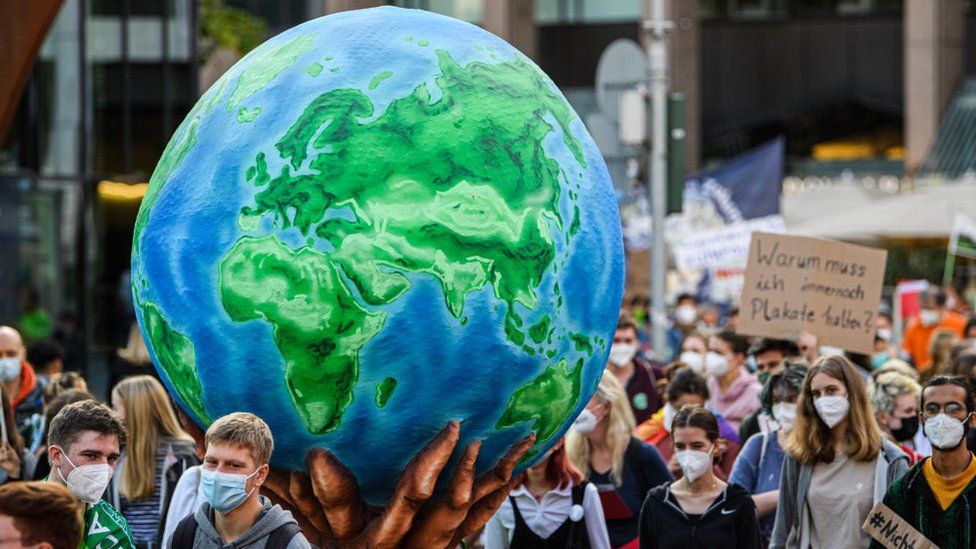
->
<box><xmin>684</xmin><ymin>477</ymin><xmax>718</xmax><ymax>496</ymax></box>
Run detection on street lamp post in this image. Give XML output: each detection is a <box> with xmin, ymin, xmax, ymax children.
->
<box><xmin>643</xmin><ymin>0</ymin><xmax>671</xmax><ymax>361</ymax></box>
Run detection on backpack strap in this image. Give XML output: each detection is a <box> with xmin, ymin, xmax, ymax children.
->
<box><xmin>571</xmin><ymin>480</ymin><xmax>587</xmax><ymax>505</ymax></box>
<box><xmin>267</xmin><ymin>521</ymin><xmax>303</xmax><ymax>549</ymax></box>
<box><xmin>759</xmin><ymin>432</ymin><xmax>770</xmax><ymax>466</ymax></box>
<box><xmin>172</xmin><ymin>514</ymin><xmax>198</xmax><ymax>549</ymax></box>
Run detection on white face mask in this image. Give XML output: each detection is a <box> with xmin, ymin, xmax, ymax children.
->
<box><xmin>876</xmin><ymin>328</ymin><xmax>892</xmax><ymax>342</ymax></box>
<box><xmin>924</xmin><ymin>412</ymin><xmax>971</xmax><ymax>450</ymax></box>
<box><xmin>570</xmin><ymin>409</ymin><xmax>598</xmax><ymax>434</ymax></box>
<box><xmin>679</xmin><ymin>351</ymin><xmax>705</xmax><ymax>375</ymax></box>
<box><xmin>663</xmin><ymin>402</ymin><xmax>677</xmax><ymax>433</ymax></box>
<box><xmin>814</xmin><ymin>395</ymin><xmax>850</xmax><ymax>428</ymax></box>
<box><xmin>705</xmin><ymin>351</ymin><xmax>730</xmax><ymax>377</ymax></box>
<box><xmin>675</xmin><ymin>446</ymin><xmax>713</xmax><ymax>483</ymax></box>
<box><xmin>0</xmin><ymin>357</ymin><xmax>21</xmax><ymax>383</ymax></box>
<box><xmin>608</xmin><ymin>343</ymin><xmax>638</xmax><ymax>367</ymax></box>
<box><xmin>675</xmin><ymin>305</ymin><xmax>698</xmax><ymax>326</ymax></box>
<box><xmin>920</xmin><ymin>309</ymin><xmax>940</xmax><ymax>327</ymax></box>
<box><xmin>772</xmin><ymin>402</ymin><xmax>798</xmax><ymax>432</ymax></box>
<box><xmin>54</xmin><ymin>446</ymin><xmax>113</xmax><ymax>504</ymax></box>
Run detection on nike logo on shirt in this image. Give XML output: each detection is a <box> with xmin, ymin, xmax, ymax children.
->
<box><xmin>721</xmin><ymin>508</ymin><xmax>735</xmax><ymax>515</ymax></box>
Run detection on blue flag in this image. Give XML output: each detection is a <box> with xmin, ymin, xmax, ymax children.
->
<box><xmin>683</xmin><ymin>137</ymin><xmax>784</xmax><ymax>223</ymax></box>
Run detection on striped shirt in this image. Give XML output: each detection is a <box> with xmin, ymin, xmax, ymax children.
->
<box><xmin>119</xmin><ymin>443</ymin><xmax>171</xmax><ymax>544</ymax></box>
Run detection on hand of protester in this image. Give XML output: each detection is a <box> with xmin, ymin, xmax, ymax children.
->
<box><xmin>0</xmin><ymin>443</ymin><xmax>21</xmax><ymax>479</ymax></box>
<box><xmin>261</xmin><ymin>421</ymin><xmax>535</xmax><ymax>548</ymax></box>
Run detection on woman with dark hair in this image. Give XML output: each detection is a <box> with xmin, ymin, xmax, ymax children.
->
<box><xmin>729</xmin><ymin>363</ymin><xmax>807</xmax><ymax>546</ymax></box>
<box><xmin>637</xmin><ymin>368</ymin><xmax>740</xmax><ymax>480</ymax></box>
<box><xmin>484</xmin><ymin>439</ymin><xmax>610</xmax><ymax>548</ymax></box>
<box><xmin>964</xmin><ymin>315</ymin><xmax>976</xmax><ymax>340</ymax></box>
<box><xmin>770</xmin><ymin>355</ymin><xmax>909</xmax><ymax>548</ymax></box>
<box><xmin>639</xmin><ymin>405</ymin><xmax>761</xmax><ymax>548</ymax></box>
<box><xmin>707</xmin><ymin>331</ymin><xmax>762</xmax><ymax>431</ymax></box>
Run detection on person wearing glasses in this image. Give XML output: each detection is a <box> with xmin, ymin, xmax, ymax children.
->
<box><xmin>870</xmin><ymin>375</ymin><xmax>976</xmax><ymax>548</ymax></box>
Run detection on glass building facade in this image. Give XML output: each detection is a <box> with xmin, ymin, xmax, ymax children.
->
<box><xmin>0</xmin><ymin>0</ymin><xmax>196</xmax><ymax>377</ymax></box>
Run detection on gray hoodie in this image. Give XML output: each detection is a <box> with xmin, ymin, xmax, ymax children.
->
<box><xmin>181</xmin><ymin>497</ymin><xmax>311</xmax><ymax>549</ymax></box>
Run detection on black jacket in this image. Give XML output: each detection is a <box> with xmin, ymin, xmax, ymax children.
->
<box><xmin>639</xmin><ymin>482</ymin><xmax>761</xmax><ymax>549</ymax></box>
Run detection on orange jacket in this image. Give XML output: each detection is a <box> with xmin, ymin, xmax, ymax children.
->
<box><xmin>901</xmin><ymin>311</ymin><xmax>967</xmax><ymax>368</ymax></box>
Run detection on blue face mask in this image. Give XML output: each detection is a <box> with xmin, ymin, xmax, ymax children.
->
<box><xmin>200</xmin><ymin>467</ymin><xmax>260</xmax><ymax>514</ymax></box>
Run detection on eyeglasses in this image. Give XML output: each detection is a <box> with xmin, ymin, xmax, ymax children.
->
<box><xmin>922</xmin><ymin>402</ymin><xmax>968</xmax><ymax>418</ymax></box>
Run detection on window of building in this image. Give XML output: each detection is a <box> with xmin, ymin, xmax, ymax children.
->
<box><xmin>389</xmin><ymin>0</ymin><xmax>485</xmax><ymax>24</ymax></box>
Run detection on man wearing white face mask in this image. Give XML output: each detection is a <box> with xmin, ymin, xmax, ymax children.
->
<box><xmin>171</xmin><ymin>412</ymin><xmax>310</xmax><ymax>548</ymax></box>
<box><xmin>0</xmin><ymin>326</ymin><xmax>44</xmax><ymax>435</ymax></box>
<box><xmin>666</xmin><ymin>293</ymin><xmax>700</xmax><ymax>362</ymax></box>
<box><xmin>606</xmin><ymin>314</ymin><xmax>663</xmax><ymax>424</ymax></box>
<box><xmin>45</xmin><ymin>399</ymin><xmax>134</xmax><ymax>548</ymax></box>
<box><xmin>872</xmin><ymin>376</ymin><xmax>976</xmax><ymax>548</ymax></box>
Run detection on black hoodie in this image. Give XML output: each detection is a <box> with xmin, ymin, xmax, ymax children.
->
<box><xmin>638</xmin><ymin>482</ymin><xmax>761</xmax><ymax>549</ymax></box>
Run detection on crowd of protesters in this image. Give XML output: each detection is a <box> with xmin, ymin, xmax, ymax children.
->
<box><xmin>3</xmin><ymin>284</ymin><xmax>976</xmax><ymax>548</ymax></box>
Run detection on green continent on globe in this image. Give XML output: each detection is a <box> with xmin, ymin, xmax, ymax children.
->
<box><xmin>140</xmin><ymin>301</ymin><xmax>211</xmax><ymax>423</ymax></box>
<box><xmin>222</xmin><ymin>48</ymin><xmax>588</xmax><ymax>435</ymax></box>
<box><xmin>495</xmin><ymin>359</ymin><xmax>583</xmax><ymax>454</ymax></box>
<box><xmin>219</xmin><ymin>234</ymin><xmax>385</xmax><ymax>434</ymax></box>
<box><xmin>375</xmin><ymin>377</ymin><xmax>397</xmax><ymax>408</ymax></box>
<box><xmin>133</xmin><ymin>34</ymin><xmax>314</xmax><ymax>260</ymax></box>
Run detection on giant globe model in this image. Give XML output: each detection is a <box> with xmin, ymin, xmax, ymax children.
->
<box><xmin>132</xmin><ymin>6</ymin><xmax>624</xmax><ymax>504</ymax></box>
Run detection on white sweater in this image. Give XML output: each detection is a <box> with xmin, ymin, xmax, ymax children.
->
<box><xmin>161</xmin><ymin>465</ymin><xmax>205</xmax><ymax>547</ymax></box>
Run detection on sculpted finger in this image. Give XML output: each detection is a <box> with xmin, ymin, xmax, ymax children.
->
<box><xmin>472</xmin><ymin>434</ymin><xmax>535</xmax><ymax>501</ymax></box>
<box><xmin>307</xmin><ymin>447</ymin><xmax>365</xmax><ymax>541</ymax></box>
<box><xmin>289</xmin><ymin>470</ymin><xmax>333</xmax><ymax>536</ymax></box>
<box><xmin>402</xmin><ymin>439</ymin><xmax>482</xmax><ymax>549</ymax></box>
<box><xmin>365</xmin><ymin>421</ymin><xmax>461</xmax><ymax>547</ymax></box>
<box><xmin>451</xmin><ymin>481</ymin><xmax>515</xmax><ymax>547</ymax></box>
<box><xmin>262</xmin><ymin>467</ymin><xmax>297</xmax><ymax>509</ymax></box>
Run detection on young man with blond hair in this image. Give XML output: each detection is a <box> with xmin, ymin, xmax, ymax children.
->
<box><xmin>170</xmin><ymin>412</ymin><xmax>309</xmax><ymax>548</ymax></box>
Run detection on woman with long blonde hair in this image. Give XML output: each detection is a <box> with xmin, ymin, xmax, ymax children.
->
<box><xmin>769</xmin><ymin>355</ymin><xmax>909</xmax><ymax>548</ymax></box>
<box><xmin>108</xmin><ymin>375</ymin><xmax>199</xmax><ymax>548</ymax></box>
<box><xmin>567</xmin><ymin>371</ymin><xmax>671</xmax><ymax>548</ymax></box>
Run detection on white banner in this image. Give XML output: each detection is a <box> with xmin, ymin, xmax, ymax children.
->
<box><xmin>674</xmin><ymin>215</ymin><xmax>785</xmax><ymax>272</ymax></box>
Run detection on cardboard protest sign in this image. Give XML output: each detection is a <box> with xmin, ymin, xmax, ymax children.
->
<box><xmin>738</xmin><ymin>232</ymin><xmax>887</xmax><ymax>355</ymax></box>
<box><xmin>862</xmin><ymin>502</ymin><xmax>938</xmax><ymax>549</ymax></box>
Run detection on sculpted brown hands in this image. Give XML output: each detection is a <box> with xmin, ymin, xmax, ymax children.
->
<box><xmin>261</xmin><ymin>421</ymin><xmax>536</xmax><ymax>548</ymax></box>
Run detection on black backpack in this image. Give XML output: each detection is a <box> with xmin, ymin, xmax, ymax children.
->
<box><xmin>171</xmin><ymin>514</ymin><xmax>303</xmax><ymax>548</ymax></box>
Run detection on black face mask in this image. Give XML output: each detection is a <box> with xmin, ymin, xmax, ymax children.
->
<box><xmin>890</xmin><ymin>415</ymin><xmax>919</xmax><ymax>442</ymax></box>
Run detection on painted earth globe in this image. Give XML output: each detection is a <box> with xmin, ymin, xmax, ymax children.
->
<box><xmin>131</xmin><ymin>6</ymin><xmax>623</xmax><ymax>504</ymax></box>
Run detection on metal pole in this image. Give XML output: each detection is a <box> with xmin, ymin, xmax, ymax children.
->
<box><xmin>644</xmin><ymin>0</ymin><xmax>671</xmax><ymax>361</ymax></box>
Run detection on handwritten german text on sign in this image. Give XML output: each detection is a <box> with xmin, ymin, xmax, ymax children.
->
<box><xmin>738</xmin><ymin>232</ymin><xmax>887</xmax><ymax>355</ymax></box>
<box><xmin>861</xmin><ymin>502</ymin><xmax>938</xmax><ymax>549</ymax></box>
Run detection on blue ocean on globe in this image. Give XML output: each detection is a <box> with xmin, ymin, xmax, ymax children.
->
<box><xmin>131</xmin><ymin>6</ymin><xmax>624</xmax><ymax>504</ymax></box>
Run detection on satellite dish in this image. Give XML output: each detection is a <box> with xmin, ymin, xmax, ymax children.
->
<box><xmin>595</xmin><ymin>39</ymin><xmax>646</xmax><ymax>123</ymax></box>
